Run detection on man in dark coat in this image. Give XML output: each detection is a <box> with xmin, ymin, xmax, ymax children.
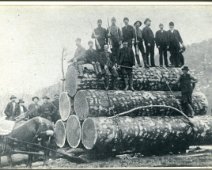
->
<box><xmin>118</xmin><ymin>41</ymin><xmax>135</xmax><ymax>91</ymax></box>
<box><xmin>142</xmin><ymin>18</ymin><xmax>155</xmax><ymax>67</ymax></box>
<box><xmin>16</xmin><ymin>99</ymin><xmax>28</xmax><ymax>117</ymax></box>
<box><xmin>4</xmin><ymin>95</ymin><xmax>19</xmax><ymax>121</ymax></box>
<box><xmin>39</xmin><ymin>96</ymin><xmax>57</xmax><ymax>122</ymax></box>
<box><xmin>167</xmin><ymin>21</ymin><xmax>184</xmax><ymax>67</ymax></box>
<box><xmin>27</xmin><ymin>96</ymin><xmax>41</xmax><ymax>119</ymax></box>
<box><xmin>99</xmin><ymin>45</ymin><xmax>119</xmax><ymax>90</ymax></box>
<box><xmin>52</xmin><ymin>94</ymin><xmax>60</xmax><ymax>123</ymax></box>
<box><xmin>155</xmin><ymin>23</ymin><xmax>169</xmax><ymax>67</ymax></box>
<box><xmin>122</xmin><ymin>17</ymin><xmax>135</xmax><ymax>48</ymax></box>
<box><xmin>92</xmin><ymin>19</ymin><xmax>107</xmax><ymax>52</ymax></box>
<box><xmin>174</xmin><ymin>66</ymin><xmax>197</xmax><ymax>117</ymax></box>
<box><xmin>134</xmin><ymin>20</ymin><xmax>148</xmax><ymax>67</ymax></box>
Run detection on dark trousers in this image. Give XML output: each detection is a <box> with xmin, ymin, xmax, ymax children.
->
<box><xmin>169</xmin><ymin>46</ymin><xmax>180</xmax><ymax>67</ymax></box>
<box><xmin>145</xmin><ymin>43</ymin><xmax>155</xmax><ymax>66</ymax></box>
<box><xmin>158</xmin><ymin>46</ymin><xmax>168</xmax><ymax>66</ymax></box>
<box><xmin>111</xmin><ymin>43</ymin><xmax>120</xmax><ymax>62</ymax></box>
<box><xmin>134</xmin><ymin>42</ymin><xmax>147</xmax><ymax>66</ymax></box>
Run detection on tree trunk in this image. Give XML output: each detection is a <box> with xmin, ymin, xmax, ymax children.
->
<box><xmin>65</xmin><ymin>65</ymin><xmax>182</xmax><ymax>97</ymax></box>
<box><xmin>59</xmin><ymin>92</ymin><xmax>74</xmax><ymax>121</ymax></box>
<box><xmin>74</xmin><ymin>90</ymin><xmax>208</xmax><ymax>120</ymax></box>
<box><xmin>54</xmin><ymin>119</ymin><xmax>66</xmax><ymax>148</ymax></box>
<box><xmin>81</xmin><ymin>116</ymin><xmax>212</xmax><ymax>155</ymax></box>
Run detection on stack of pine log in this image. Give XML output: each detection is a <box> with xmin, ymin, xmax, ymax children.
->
<box><xmin>54</xmin><ymin>65</ymin><xmax>211</xmax><ymax>155</ymax></box>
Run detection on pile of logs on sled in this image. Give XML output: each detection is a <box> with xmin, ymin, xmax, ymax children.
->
<box><xmin>54</xmin><ymin>65</ymin><xmax>211</xmax><ymax>155</ymax></box>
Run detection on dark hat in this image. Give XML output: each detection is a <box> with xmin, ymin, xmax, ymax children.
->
<box><xmin>169</xmin><ymin>21</ymin><xmax>174</xmax><ymax>26</ymax></box>
<box><xmin>88</xmin><ymin>40</ymin><xmax>93</xmax><ymax>44</ymax></box>
<box><xmin>42</xmin><ymin>95</ymin><xmax>50</xmax><ymax>100</ymax></box>
<box><xmin>134</xmin><ymin>20</ymin><xmax>142</xmax><ymax>26</ymax></box>
<box><xmin>10</xmin><ymin>95</ymin><xmax>17</xmax><ymax>100</ymax></box>
<box><xmin>182</xmin><ymin>66</ymin><xmax>189</xmax><ymax>71</ymax></box>
<box><xmin>32</xmin><ymin>96</ymin><xmax>39</xmax><ymax>101</ymax></box>
<box><xmin>123</xmin><ymin>17</ymin><xmax>129</xmax><ymax>21</ymax></box>
<box><xmin>144</xmin><ymin>18</ymin><xmax>151</xmax><ymax>24</ymax></box>
<box><xmin>97</xmin><ymin>19</ymin><xmax>102</xmax><ymax>23</ymax></box>
<box><xmin>159</xmin><ymin>23</ymin><xmax>164</xmax><ymax>26</ymax></box>
<box><xmin>111</xmin><ymin>17</ymin><xmax>116</xmax><ymax>21</ymax></box>
<box><xmin>75</xmin><ymin>38</ymin><xmax>81</xmax><ymax>42</ymax></box>
<box><xmin>18</xmin><ymin>99</ymin><xmax>24</xmax><ymax>103</ymax></box>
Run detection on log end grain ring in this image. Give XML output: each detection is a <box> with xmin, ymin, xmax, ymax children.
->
<box><xmin>66</xmin><ymin>115</ymin><xmax>81</xmax><ymax>148</ymax></box>
<box><xmin>74</xmin><ymin>91</ymin><xmax>89</xmax><ymax>120</ymax></box>
<box><xmin>54</xmin><ymin>119</ymin><xmax>66</xmax><ymax>148</ymax></box>
<box><xmin>65</xmin><ymin>66</ymin><xmax>78</xmax><ymax>97</ymax></box>
<box><xmin>59</xmin><ymin>92</ymin><xmax>73</xmax><ymax>121</ymax></box>
<box><xmin>82</xmin><ymin>118</ymin><xmax>97</xmax><ymax>150</ymax></box>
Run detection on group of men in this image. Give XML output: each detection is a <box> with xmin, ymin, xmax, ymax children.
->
<box><xmin>4</xmin><ymin>94</ymin><xmax>60</xmax><ymax>122</ymax></box>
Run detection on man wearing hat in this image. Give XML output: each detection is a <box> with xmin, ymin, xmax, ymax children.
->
<box><xmin>134</xmin><ymin>20</ymin><xmax>148</xmax><ymax>68</ymax></box>
<box><xmin>39</xmin><ymin>96</ymin><xmax>57</xmax><ymax>122</ymax></box>
<box><xmin>118</xmin><ymin>41</ymin><xmax>135</xmax><ymax>91</ymax></box>
<box><xmin>16</xmin><ymin>99</ymin><xmax>28</xmax><ymax>117</ymax></box>
<box><xmin>4</xmin><ymin>95</ymin><xmax>19</xmax><ymax>120</ymax></box>
<box><xmin>155</xmin><ymin>23</ymin><xmax>169</xmax><ymax>67</ymax></box>
<box><xmin>142</xmin><ymin>18</ymin><xmax>156</xmax><ymax>67</ymax></box>
<box><xmin>92</xmin><ymin>19</ymin><xmax>108</xmax><ymax>52</ymax></box>
<box><xmin>174</xmin><ymin>66</ymin><xmax>198</xmax><ymax>117</ymax></box>
<box><xmin>167</xmin><ymin>21</ymin><xmax>184</xmax><ymax>67</ymax></box>
<box><xmin>107</xmin><ymin>17</ymin><xmax>122</xmax><ymax>61</ymax></box>
<box><xmin>27</xmin><ymin>96</ymin><xmax>41</xmax><ymax>119</ymax></box>
<box><xmin>122</xmin><ymin>17</ymin><xmax>135</xmax><ymax>48</ymax></box>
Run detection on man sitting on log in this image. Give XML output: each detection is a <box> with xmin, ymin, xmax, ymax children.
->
<box><xmin>174</xmin><ymin>66</ymin><xmax>198</xmax><ymax>117</ymax></box>
<box><xmin>118</xmin><ymin>41</ymin><xmax>135</xmax><ymax>91</ymax></box>
<box><xmin>99</xmin><ymin>44</ymin><xmax>119</xmax><ymax>90</ymax></box>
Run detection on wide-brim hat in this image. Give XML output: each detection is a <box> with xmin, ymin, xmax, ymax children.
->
<box><xmin>144</xmin><ymin>18</ymin><xmax>151</xmax><ymax>24</ymax></box>
<box><xmin>10</xmin><ymin>95</ymin><xmax>17</xmax><ymax>100</ymax></box>
<box><xmin>134</xmin><ymin>20</ymin><xmax>142</xmax><ymax>26</ymax></box>
<box><xmin>182</xmin><ymin>66</ymin><xmax>189</xmax><ymax>71</ymax></box>
<box><xmin>123</xmin><ymin>17</ymin><xmax>129</xmax><ymax>21</ymax></box>
<box><xmin>42</xmin><ymin>96</ymin><xmax>50</xmax><ymax>100</ymax></box>
<box><xmin>32</xmin><ymin>96</ymin><xmax>39</xmax><ymax>101</ymax></box>
<box><xmin>18</xmin><ymin>99</ymin><xmax>25</xmax><ymax>103</ymax></box>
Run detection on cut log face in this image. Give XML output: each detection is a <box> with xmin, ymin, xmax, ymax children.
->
<box><xmin>66</xmin><ymin>115</ymin><xmax>81</xmax><ymax>148</ymax></box>
<box><xmin>82</xmin><ymin>116</ymin><xmax>212</xmax><ymax>154</ymax></box>
<box><xmin>65</xmin><ymin>66</ymin><xmax>183</xmax><ymax>97</ymax></box>
<box><xmin>59</xmin><ymin>92</ymin><xmax>73</xmax><ymax>121</ymax></box>
<box><xmin>54</xmin><ymin>119</ymin><xmax>66</xmax><ymax>148</ymax></box>
<box><xmin>74</xmin><ymin>90</ymin><xmax>208</xmax><ymax>120</ymax></box>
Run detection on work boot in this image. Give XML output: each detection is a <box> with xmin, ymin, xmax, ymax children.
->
<box><xmin>129</xmin><ymin>77</ymin><xmax>135</xmax><ymax>91</ymax></box>
<box><xmin>124</xmin><ymin>78</ymin><xmax>129</xmax><ymax>91</ymax></box>
<box><xmin>187</xmin><ymin>104</ymin><xmax>195</xmax><ymax>118</ymax></box>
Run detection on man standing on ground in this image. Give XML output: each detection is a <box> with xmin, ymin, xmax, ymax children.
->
<box><xmin>16</xmin><ymin>99</ymin><xmax>27</xmax><ymax>117</ymax></box>
<box><xmin>122</xmin><ymin>17</ymin><xmax>135</xmax><ymax>48</ymax></box>
<box><xmin>155</xmin><ymin>23</ymin><xmax>169</xmax><ymax>67</ymax></box>
<box><xmin>52</xmin><ymin>94</ymin><xmax>60</xmax><ymax>123</ymax></box>
<box><xmin>134</xmin><ymin>20</ymin><xmax>148</xmax><ymax>67</ymax></box>
<box><xmin>4</xmin><ymin>95</ymin><xmax>19</xmax><ymax>121</ymax></box>
<box><xmin>118</xmin><ymin>41</ymin><xmax>135</xmax><ymax>91</ymax></box>
<box><xmin>142</xmin><ymin>18</ymin><xmax>155</xmax><ymax>67</ymax></box>
<box><xmin>92</xmin><ymin>19</ymin><xmax>107</xmax><ymax>52</ymax></box>
<box><xmin>167</xmin><ymin>21</ymin><xmax>184</xmax><ymax>67</ymax></box>
<box><xmin>27</xmin><ymin>96</ymin><xmax>41</xmax><ymax>119</ymax></box>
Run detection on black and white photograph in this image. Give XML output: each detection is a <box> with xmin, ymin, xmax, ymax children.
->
<box><xmin>0</xmin><ymin>1</ymin><xmax>212</xmax><ymax>168</ymax></box>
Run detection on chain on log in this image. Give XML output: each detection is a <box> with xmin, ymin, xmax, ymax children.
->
<box><xmin>65</xmin><ymin>65</ymin><xmax>183</xmax><ymax>97</ymax></box>
<box><xmin>59</xmin><ymin>92</ymin><xmax>74</xmax><ymax>121</ymax></box>
<box><xmin>74</xmin><ymin>90</ymin><xmax>208</xmax><ymax>120</ymax></box>
<box><xmin>81</xmin><ymin>116</ymin><xmax>212</xmax><ymax>155</ymax></box>
<box><xmin>54</xmin><ymin>119</ymin><xmax>66</xmax><ymax>148</ymax></box>
<box><xmin>66</xmin><ymin>115</ymin><xmax>81</xmax><ymax>148</ymax></box>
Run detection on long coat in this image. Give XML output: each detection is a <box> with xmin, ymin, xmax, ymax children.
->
<box><xmin>167</xmin><ymin>29</ymin><xmax>183</xmax><ymax>49</ymax></box>
<box><xmin>4</xmin><ymin>102</ymin><xmax>19</xmax><ymax>120</ymax></box>
<box><xmin>118</xmin><ymin>47</ymin><xmax>135</xmax><ymax>67</ymax></box>
<box><xmin>155</xmin><ymin>30</ymin><xmax>168</xmax><ymax>47</ymax></box>
<box><xmin>39</xmin><ymin>102</ymin><xmax>57</xmax><ymax>122</ymax></box>
<box><xmin>27</xmin><ymin>103</ymin><xmax>41</xmax><ymax>119</ymax></box>
<box><xmin>16</xmin><ymin>105</ymin><xmax>28</xmax><ymax>117</ymax></box>
<box><xmin>142</xmin><ymin>26</ymin><xmax>155</xmax><ymax>45</ymax></box>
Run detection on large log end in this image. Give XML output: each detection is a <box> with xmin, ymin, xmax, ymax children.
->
<box><xmin>66</xmin><ymin>115</ymin><xmax>82</xmax><ymax>148</ymax></box>
<box><xmin>59</xmin><ymin>92</ymin><xmax>73</xmax><ymax>121</ymax></box>
<box><xmin>54</xmin><ymin>119</ymin><xmax>66</xmax><ymax>148</ymax></box>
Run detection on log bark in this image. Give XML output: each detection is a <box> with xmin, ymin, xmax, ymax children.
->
<box><xmin>54</xmin><ymin>119</ymin><xmax>66</xmax><ymax>148</ymax></box>
<box><xmin>74</xmin><ymin>90</ymin><xmax>208</xmax><ymax>120</ymax></box>
<box><xmin>81</xmin><ymin>116</ymin><xmax>212</xmax><ymax>155</ymax></box>
<box><xmin>59</xmin><ymin>92</ymin><xmax>74</xmax><ymax>121</ymax></box>
<box><xmin>66</xmin><ymin>115</ymin><xmax>81</xmax><ymax>148</ymax></box>
<box><xmin>65</xmin><ymin>65</ymin><xmax>183</xmax><ymax>97</ymax></box>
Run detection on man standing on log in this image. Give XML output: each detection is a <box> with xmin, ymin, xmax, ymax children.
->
<box><xmin>4</xmin><ymin>95</ymin><xmax>19</xmax><ymax>121</ymax></box>
<box><xmin>122</xmin><ymin>17</ymin><xmax>135</xmax><ymax>48</ymax></box>
<box><xmin>99</xmin><ymin>45</ymin><xmax>119</xmax><ymax>90</ymax></box>
<box><xmin>118</xmin><ymin>41</ymin><xmax>135</xmax><ymax>91</ymax></box>
<box><xmin>167</xmin><ymin>22</ymin><xmax>184</xmax><ymax>67</ymax></box>
<box><xmin>27</xmin><ymin>96</ymin><xmax>41</xmax><ymax>119</ymax></box>
<box><xmin>174</xmin><ymin>66</ymin><xmax>198</xmax><ymax>117</ymax></box>
<box><xmin>155</xmin><ymin>23</ymin><xmax>169</xmax><ymax>67</ymax></box>
<box><xmin>142</xmin><ymin>18</ymin><xmax>156</xmax><ymax>67</ymax></box>
<box><xmin>91</xmin><ymin>19</ymin><xmax>107</xmax><ymax>52</ymax></box>
<box><xmin>134</xmin><ymin>20</ymin><xmax>148</xmax><ymax>68</ymax></box>
<box><xmin>107</xmin><ymin>17</ymin><xmax>122</xmax><ymax>62</ymax></box>
<box><xmin>68</xmin><ymin>38</ymin><xmax>86</xmax><ymax>77</ymax></box>
<box><xmin>39</xmin><ymin>96</ymin><xmax>57</xmax><ymax>122</ymax></box>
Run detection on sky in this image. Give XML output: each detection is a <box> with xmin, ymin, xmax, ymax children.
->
<box><xmin>0</xmin><ymin>5</ymin><xmax>212</xmax><ymax>96</ymax></box>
